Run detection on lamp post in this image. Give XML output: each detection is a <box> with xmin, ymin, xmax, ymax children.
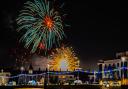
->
<box><xmin>78</xmin><ymin>60</ymin><xmax>80</xmax><ymax>80</ymax></box>
<box><xmin>19</xmin><ymin>66</ymin><xmax>24</xmax><ymax>85</ymax></box>
<box><xmin>47</xmin><ymin>64</ymin><xmax>50</xmax><ymax>85</ymax></box>
<box><xmin>93</xmin><ymin>71</ymin><xmax>96</xmax><ymax>83</ymax></box>
<box><xmin>20</xmin><ymin>66</ymin><xmax>24</xmax><ymax>74</ymax></box>
<box><xmin>121</xmin><ymin>57</ymin><xmax>125</xmax><ymax>79</ymax></box>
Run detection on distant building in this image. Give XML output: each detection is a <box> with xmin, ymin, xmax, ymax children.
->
<box><xmin>0</xmin><ymin>69</ymin><xmax>10</xmax><ymax>85</ymax></box>
<box><xmin>97</xmin><ymin>51</ymin><xmax>128</xmax><ymax>80</ymax></box>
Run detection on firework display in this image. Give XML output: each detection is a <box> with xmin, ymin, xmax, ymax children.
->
<box><xmin>49</xmin><ymin>46</ymin><xmax>79</xmax><ymax>71</ymax></box>
<box><xmin>17</xmin><ymin>0</ymin><xmax>65</xmax><ymax>53</ymax></box>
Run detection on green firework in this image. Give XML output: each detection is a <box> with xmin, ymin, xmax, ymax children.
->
<box><xmin>17</xmin><ymin>0</ymin><xmax>65</xmax><ymax>53</ymax></box>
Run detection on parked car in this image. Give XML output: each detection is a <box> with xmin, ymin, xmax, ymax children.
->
<box><xmin>74</xmin><ymin>80</ymin><xmax>82</xmax><ymax>85</ymax></box>
<box><xmin>28</xmin><ymin>80</ymin><xmax>37</xmax><ymax>85</ymax></box>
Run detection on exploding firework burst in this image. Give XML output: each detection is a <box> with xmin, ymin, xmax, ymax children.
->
<box><xmin>49</xmin><ymin>46</ymin><xmax>79</xmax><ymax>71</ymax></box>
<box><xmin>17</xmin><ymin>0</ymin><xmax>65</xmax><ymax>53</ymax></box>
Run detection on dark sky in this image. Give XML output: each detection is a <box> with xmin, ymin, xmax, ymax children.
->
<box><xmin>0</xmin><ymin>0</ymin><xmax>128</xmax><ymax>70</ymax></box>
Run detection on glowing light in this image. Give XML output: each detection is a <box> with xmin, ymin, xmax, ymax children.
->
<box><xmin>43</xmin><ymin>16</ymin><xmax>53</xmax><ymax>29</ymax></box>
<box><xmin>59</xmin><ymin>59</ymin><xmax>68</xmax><ymax>71</ymax></box>
<box><xmin>121</xmin><ymin>57</ymin><xmax>126</xmax><ymax>62</ymax></box>
<box><xmin>106</xmin><ymin>84</ymin><xmax>110</xmax><ymax>88</ymax></box>
<box><xmin>49</xmin><ymin>46</ymin><xmax>79</xmax><ymax>71</ymax></box>
<box><xmin>38</xmin><ymin>43</ymin><xmax>45</xmax><ymax>49</ymax></box>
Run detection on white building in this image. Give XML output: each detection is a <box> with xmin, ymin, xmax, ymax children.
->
<box><xmin>97</xmin><ymin>51</ymin><xmax>128</xmax><ymax>79</ymax></box>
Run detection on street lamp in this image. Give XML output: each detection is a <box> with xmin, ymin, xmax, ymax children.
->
<box><xmin>20</xmin><ymin>66</ymin><xmax>24</xmax><ymax>74</ymax></box>
<box><xmin>78</xmin><ymin>60</ymin><xmax>80</xmax><ymax>80</ymax></box>
<box><xmin>121</xmin><ymin>57</ymin><xmax>125</xmax><ymax>79</ymax></box>
<box><xmin>93</xmin><ymin>71</ymin><xmax>96</xmax><ymax>83</ymax></box>
<box><xmin>122</xmin><ymin>57</ymin><xmax>125</xmax><ymax>62</ymax></box>
<box><xmin>47</xmin><ymin>64</ymin><xmax>50</xmax><ymax>85</ymax></box>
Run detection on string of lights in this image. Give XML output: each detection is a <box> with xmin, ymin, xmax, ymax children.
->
<box><xmin>0</xmin><ymin>67</ymin><xmax>127</xmax><ymax>79</ymax></box>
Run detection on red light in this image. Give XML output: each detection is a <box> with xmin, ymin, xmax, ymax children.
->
<box><xmin>44</xmin><ymin>16</ymin><xmax>53</xmax><ymax>29</ymax></box>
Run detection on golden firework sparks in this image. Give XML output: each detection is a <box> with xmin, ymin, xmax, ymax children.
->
<box><xmin>49</xmin><ymin>46</ymin><xmax>79</xmax><ymax>71</ymax></box>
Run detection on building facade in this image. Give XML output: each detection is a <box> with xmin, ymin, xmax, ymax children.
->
<box><xmin>98</xmin><ymin>51</ymin><xmax>128</xmax><ymax>80</ymax></box>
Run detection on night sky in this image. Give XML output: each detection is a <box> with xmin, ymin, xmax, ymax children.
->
<box><xmin>0</xmin><ymin>0</ymin><xmax>128</xmax><ymax>70</ymax></box>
